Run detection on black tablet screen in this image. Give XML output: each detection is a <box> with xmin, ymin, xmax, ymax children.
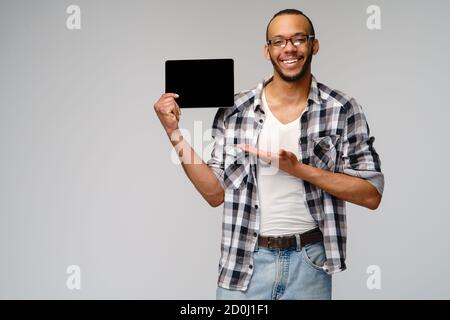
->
<box><xmin>165</xmin><ymin>59</ymin><xmax>234</xmax><ymax>108</ymax></box>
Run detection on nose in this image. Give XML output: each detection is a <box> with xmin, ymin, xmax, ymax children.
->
<box><xmin>283</xmin><ymin>39</ymin><xmax>297</xmax><ymax>52</ymax></box>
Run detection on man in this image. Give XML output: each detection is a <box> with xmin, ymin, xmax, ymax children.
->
<box><xmin>154</xmin><ymin>9</ymin><xmax>384</xmax><ymax>300</ymax></box>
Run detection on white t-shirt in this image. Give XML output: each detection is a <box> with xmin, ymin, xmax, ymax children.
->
<box><xmin>257</xmin><ymin>89</ymin><xmax>318</xmax><ymax>236</ymax></box>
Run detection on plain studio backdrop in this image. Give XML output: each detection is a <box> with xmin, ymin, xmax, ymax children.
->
<box><xmin>1</xmin><ymin>0</ymin><xmax>449</xmax><ymax>299</ymax></box>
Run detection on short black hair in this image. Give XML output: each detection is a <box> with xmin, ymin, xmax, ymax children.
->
<box><xmin>265</xmin><ymin>9</ymin><xmax>315</xmax><ymax>41</ymax></box>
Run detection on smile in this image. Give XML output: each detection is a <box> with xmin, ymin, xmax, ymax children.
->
<box><xmin>281</xmin><ymin>57</ymin><xmax>303</xmax><ymax>65</ymax></box>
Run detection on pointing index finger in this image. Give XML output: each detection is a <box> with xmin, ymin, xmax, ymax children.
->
<box><xmin>237</xmin><ymin>144</ymin><xmax>272</xmax><ymax>162</ymax></box>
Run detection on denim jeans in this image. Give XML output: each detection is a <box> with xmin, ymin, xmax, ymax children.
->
<box><xmin>216</xmin><ymin>241</ymin><xmax>332</xmax><ymax>300</ymax></box>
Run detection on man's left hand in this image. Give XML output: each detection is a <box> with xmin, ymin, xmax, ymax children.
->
<box><xmin>236</xmin><ymin>144</ymin><xmax>301</xmax><ymax>176</ymax></box>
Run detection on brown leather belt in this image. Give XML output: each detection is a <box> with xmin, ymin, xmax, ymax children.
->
<box><xmin>258</xmin><ymin>227</ymin><xmax>323</xmax><ymax>249</ymax></box>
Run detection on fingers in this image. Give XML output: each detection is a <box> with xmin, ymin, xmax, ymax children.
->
<box><xmin>236</xmin><ymin>144</ymin><xmax>256</xmax><ymax>155</ymax></box>
<box><xmin>162</xmin><ymin>93</ymin><xmax>179</xmax><ymax>99</ymax></box>
<box><xmin>237</xmin><ymin>144</ymin><xmax>273</xmax><ymax>164</ymax></box>
<box><xmin>235</xmin><ymin>145</ymin><xmax>297</xmax><ymax>170</ymax></box>
<box><xmin>153</xmin><ymin>93</ymin><xmax>182</xmax><ymax>135</ymax></box>
<box><xmin>278</xmin><ymin>149</ymin><xmax>288</xmax><ymax>157</ymax></box>
<box><xmin>155</xmin><ymin>93</ymin><xmax>179</xmax><ymax>107</ymax></box>
<box><xmin>154</xmin><ymin>93</ymin><xmax>181</xmax><ymax>117</ymax></box>
<box><xmin>174</xmin><ymin>105</ymin><xmax>181</xmax><ymax>121</ymax></box>
<box><xmin>157</xmin><ymin>94</ymin><xmax>179</xmax><ymax>108</ymax></box>
<box><xmin>236</xmin><ymin>143</ymin><xmax>248</xmax><ymax>152</ymax></box>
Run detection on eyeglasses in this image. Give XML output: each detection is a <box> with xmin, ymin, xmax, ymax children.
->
<box><xmin>267</xmin><ymin>34</ymin><xmax>315</xmax><ymax>48</ymax></box>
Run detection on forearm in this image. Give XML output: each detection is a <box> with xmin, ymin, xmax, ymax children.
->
<box><xmin>167</xmin><ymin>129</ymin><xmax>224</xmax><ymax>207</ymax></box>
<box><xmin>293</xmin><ymin>162</ymin><xmax>381</xmax><ymax>210</ymax></box>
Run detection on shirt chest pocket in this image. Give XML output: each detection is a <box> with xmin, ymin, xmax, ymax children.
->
<box><xmin>223</xmin><ymin>146</ymin><xmax>250</xmax><ymax>190</ymax></box>
<box><xmin>309</xmin><ymin>135</ymin><xmax>341</xmax><ymax>172</ymax></box>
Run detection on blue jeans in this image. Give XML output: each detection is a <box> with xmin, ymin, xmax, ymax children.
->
<box><xmin>216</xmin><ymin>241</ymin><xmax>332</xmax><ymax>300</ymax></box>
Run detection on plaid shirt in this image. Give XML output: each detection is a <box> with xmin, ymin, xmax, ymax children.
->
<box><xmin>207</xmin><ymin>75</ymin><xmax>384</xmax><ymax>291</ymax></box>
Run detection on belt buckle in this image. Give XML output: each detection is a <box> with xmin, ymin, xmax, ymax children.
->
<box><xmin>267</xmin><ymin>237</ymin><xmax>280</xmax><ymax>249</ymax></box>
<box><xmin>268</xmin><ymin>236</ymin><xmax>289</xmax><ymax>249</ymax></box>
<box><xmin>267</xmin><ymin>237</ymin><xmax>273</xmax><ymax>249</ymax></box>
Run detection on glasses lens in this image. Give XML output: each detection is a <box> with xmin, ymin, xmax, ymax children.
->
<box><xmin>292</xmin><ymin>35</ymin><xmax>307</xmax><ymax>46</ymax></box>
<box><xmin>271</xmin><ymin>38</ymin><xmax>285</xmax><ymax>47</ymax></box>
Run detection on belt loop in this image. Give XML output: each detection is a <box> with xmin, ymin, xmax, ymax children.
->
<box><xmin>295</xmin><ymin>234</ymin><xmax>301</xmax><ymax>252</ymax></box>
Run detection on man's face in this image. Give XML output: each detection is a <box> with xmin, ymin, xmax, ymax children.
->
<box><xmin>265</xmin><ymin>14</ymin><xmax>319</xmax><ymax>82</ymax></box>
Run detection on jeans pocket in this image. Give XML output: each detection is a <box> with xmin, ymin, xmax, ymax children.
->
<box><xmin>302</xmin><ymin>242</ymin><xmax>327</xmax><ymax>272</ymax></box>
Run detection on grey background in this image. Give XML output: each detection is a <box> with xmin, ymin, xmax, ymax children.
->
<box><xmin>1</xmin><ymin>0</ymin><xmax>449</xmax><ymax>299</ymax></box>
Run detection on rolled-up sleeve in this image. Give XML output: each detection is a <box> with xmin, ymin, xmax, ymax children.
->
<box><xmin>342</xmin><ymin>99</ymin><xmax>385</xmax><ymax>196</ymax></box>
<box><xmin>206</xmin><ymin>108</ymin><xmax>226</xmax><ymax>189</ymax></box>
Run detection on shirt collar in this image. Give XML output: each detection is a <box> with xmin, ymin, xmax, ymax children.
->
<box><xmin>254</xmin><ymin>74</ymin><xmax>321</xmax><ymax>112</ymax></box>
<box><xmin>308</xmin><ymin>74</ymin><xmax>321</xmax><ymax>105</ymax></box>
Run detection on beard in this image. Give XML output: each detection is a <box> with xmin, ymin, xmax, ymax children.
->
<box><xmin>269</xmin><ymin>48</ymin><xmax>313</xmax><ymax>82</ymax></box>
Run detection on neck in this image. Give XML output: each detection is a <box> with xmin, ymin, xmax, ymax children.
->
<box><xmin>266</xmin><ymin>71</ymin><xmax>312</xmax><ymax>106</ymax></box>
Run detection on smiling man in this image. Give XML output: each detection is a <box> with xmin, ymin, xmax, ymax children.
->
<box><xmin>154</xmin><ymin>9</ymin><xmax>384</xmax><ymax>300</ymax></box>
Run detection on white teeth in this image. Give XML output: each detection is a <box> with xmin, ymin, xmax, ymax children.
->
<box><xmin>283</xmin><ymin>59</ymin><xmax>298</xmax><ymax>64</ymax></box>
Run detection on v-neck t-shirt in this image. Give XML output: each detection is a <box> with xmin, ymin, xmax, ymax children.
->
<box><xmin>256</xmin><ymin>89</ymin><xmax>318</xmax><ymax>236</ymax></box>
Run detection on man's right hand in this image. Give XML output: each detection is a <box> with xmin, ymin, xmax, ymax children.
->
<box><xmin>154</xmin><ymin>93</ymin><xmax>181</xmax><ymax>136</ymax></box>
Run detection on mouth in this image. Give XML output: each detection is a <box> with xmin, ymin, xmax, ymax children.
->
<box><xmin>280</xmin><ymin>57</ymin><xmax>304</xmax><ymax>68</ymax></box>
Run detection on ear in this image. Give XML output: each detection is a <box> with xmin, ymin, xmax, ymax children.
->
<box><xmin>312</xmin><ymin>39</ymin><xmax>320</xmax><ymax>55</ymax></box>
<box><xmin>264</xmin><ymin>43</ymin><xmax>270</xmax><ymax>61</ymax></box>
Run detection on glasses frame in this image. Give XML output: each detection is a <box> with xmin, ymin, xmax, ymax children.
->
<box><xmin>267</xmin><ymin>34</ymin><xmax>315</xmax><ymax>48</ymax></box>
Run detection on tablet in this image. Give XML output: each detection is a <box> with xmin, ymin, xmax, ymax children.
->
<box><xmin>165</xmin><ymin>59</ymin><xmax>234</xmax><ymax>108</ymax></box>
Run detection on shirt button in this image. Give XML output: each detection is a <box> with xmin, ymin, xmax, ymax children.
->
<box><xmin>259</xmin><ymin>119</ymin><xmax>264</xmax><ymax>123</ymax></box>
<box><xmin>249</xmin><ymin>265</ymin><xmax>253</xmax><ymax>269</ymax></box>
<box><xmin>253</xmin><ymin>232</ymin><xmax>257</xmax><ymax>237</ymax></box>
<box><xmin>255</xmin><ymin>204</ymin><xmax>259</xmax><ymax>209</ymax></box>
